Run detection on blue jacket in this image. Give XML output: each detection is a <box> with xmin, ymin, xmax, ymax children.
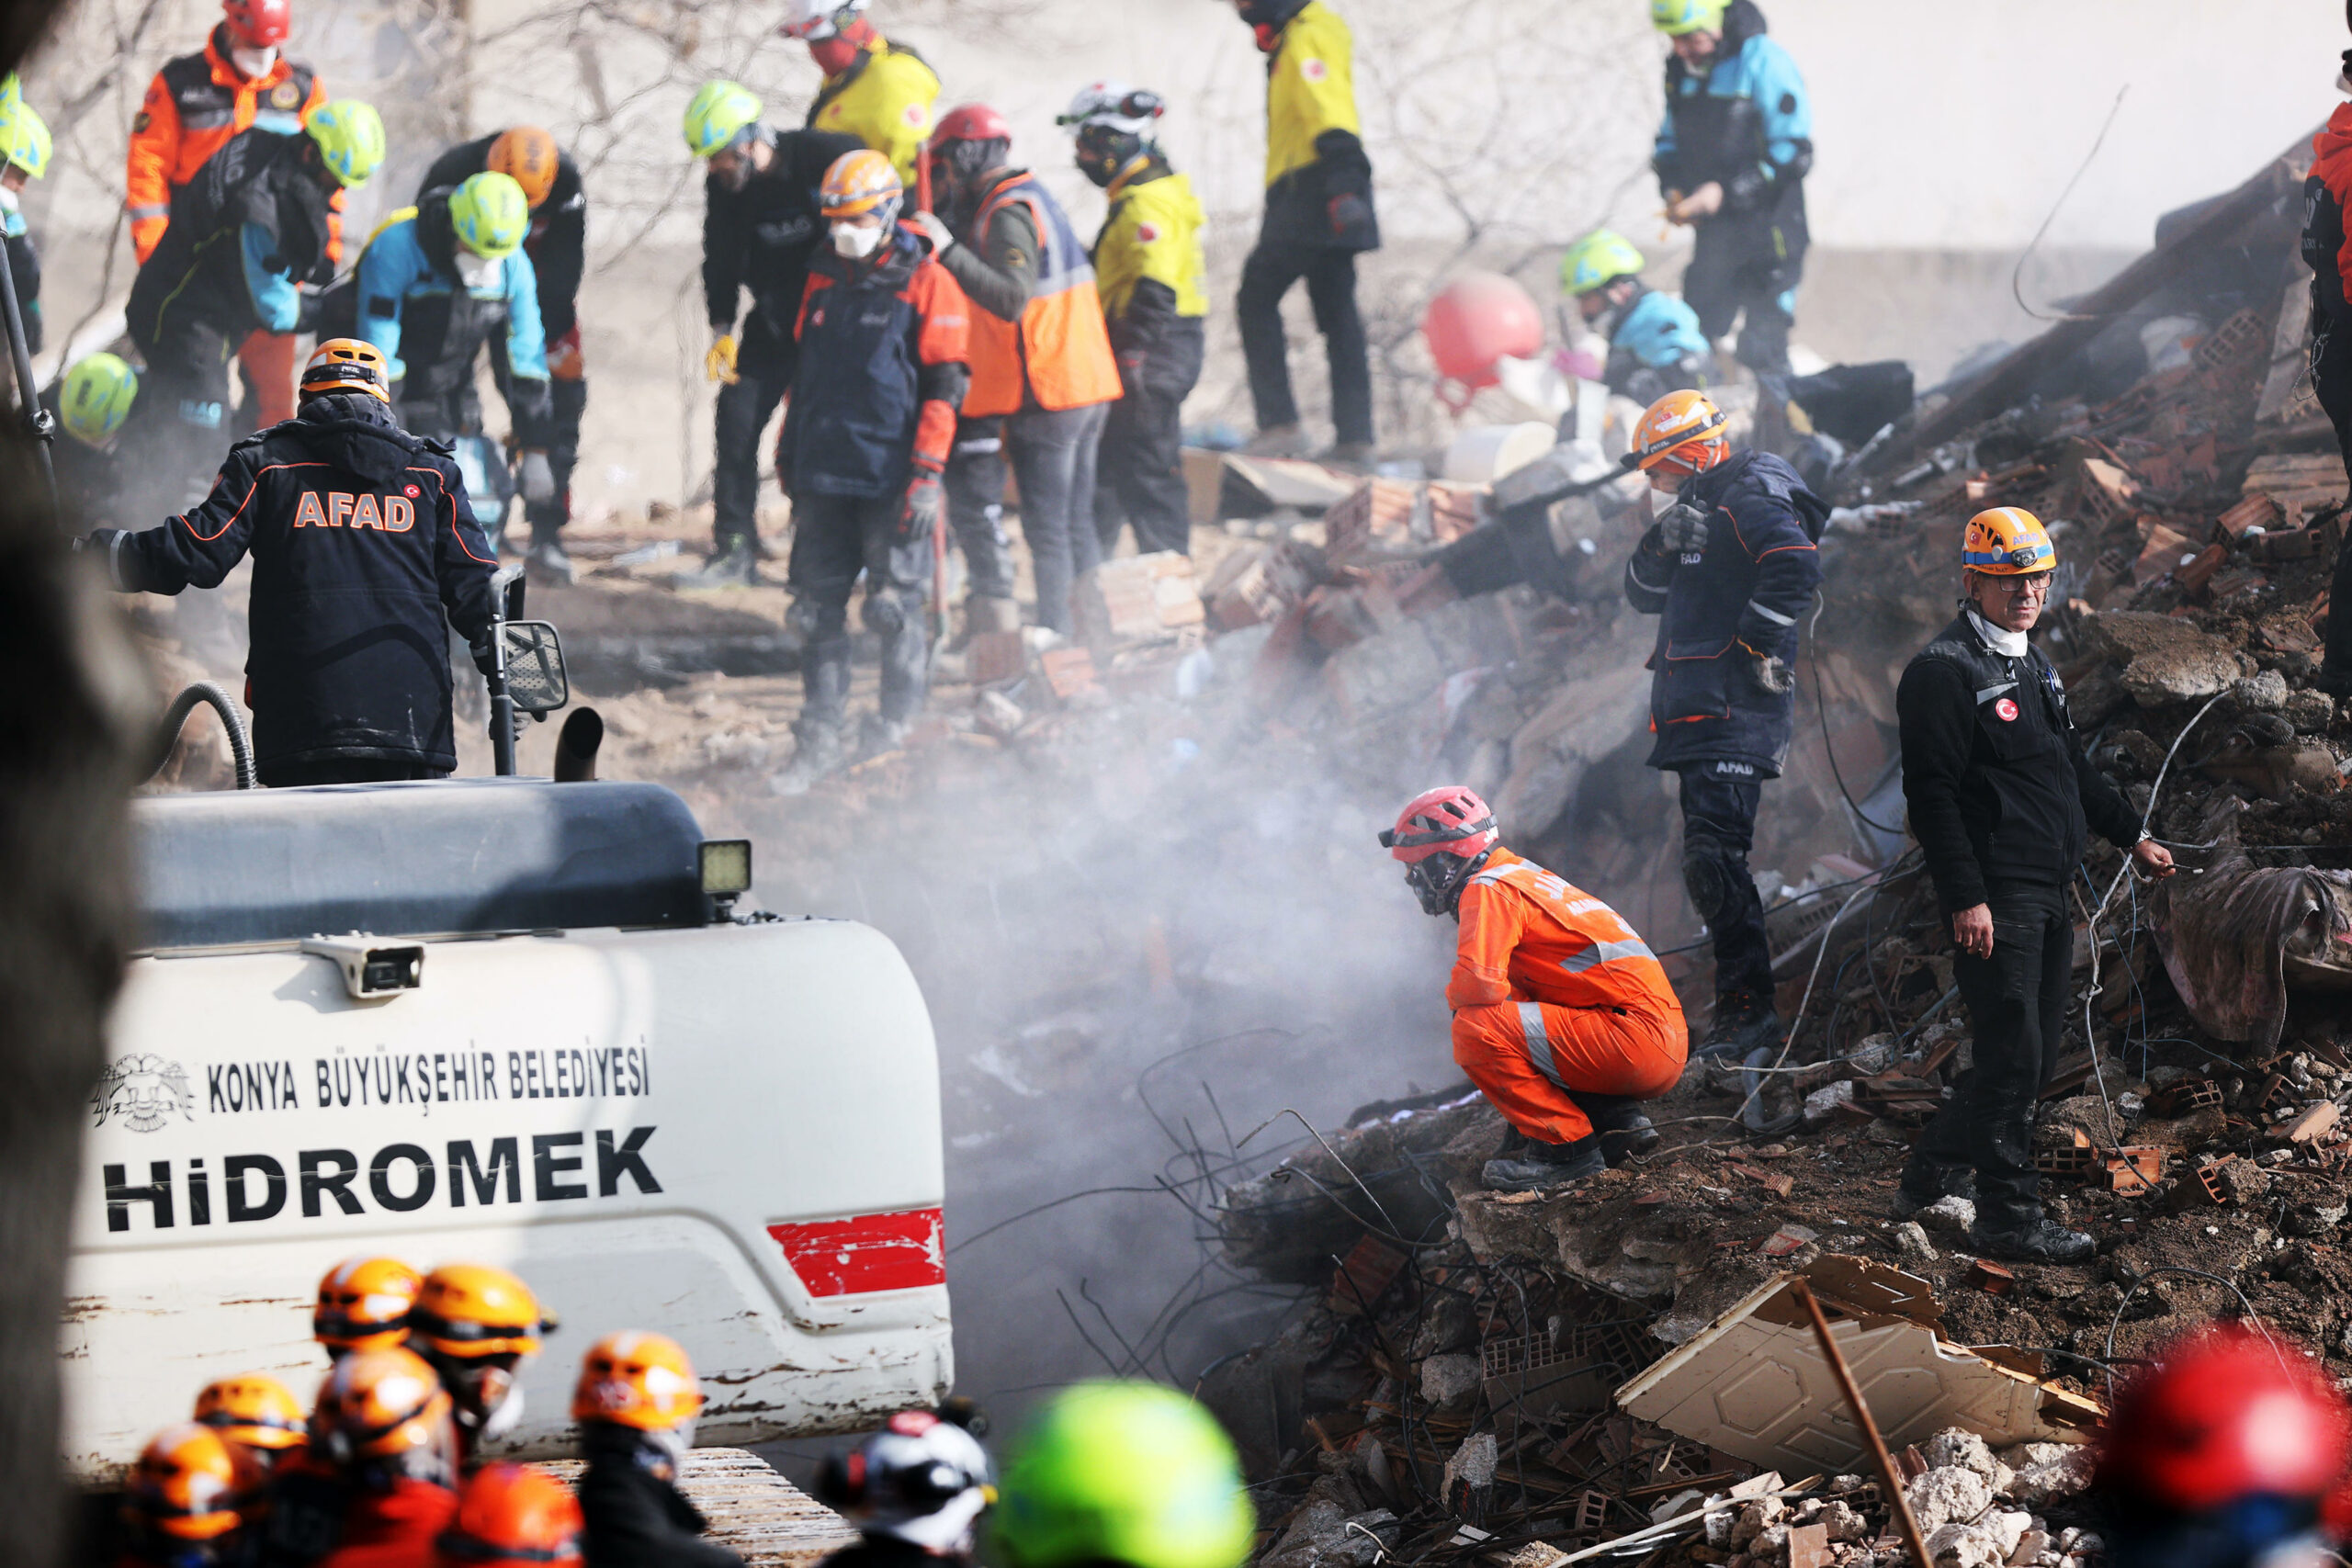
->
<box><xmin>356</xmin><ymin>192</ymin><xmax>551</xmax><ymax>440</ymax></box>
<box><xmin>1605</xmin><ymin>287</ymin><xmax>1710</xmax><ymax>397</ymax></box>
<box><xmin>1654</xmin><ymin>0</ymin><xmax>1811</xmax><ymax>221</ymax></box>
<box><xmin>1624</xmin><ymin>448</ymin><xmax>1826</xmax><ymax>775</ymax></box>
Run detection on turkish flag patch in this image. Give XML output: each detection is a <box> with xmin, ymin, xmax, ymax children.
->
<box><xmin>1300</xmin><ymin>58</ymin><xmax>1328</xmax><ymax>82</ymax></box>
<box><xmin>1135</xmin><ymin>221</ymin><xmax>1159</xmax><ymax>243</ymax></box>
<box><xmin>404</xmin><ymin>483</ymin><xmax>422</xmax><ymax>498</ymax></box>
<box><xmin>1994</xmin><ymin>697</ymin><xmax>2019</xmax><ymax>722</ymax></box>
<box><xmin>904</xmin><ymin>102</ymin><xmax>928</xmax><ymax>127</ymax></box>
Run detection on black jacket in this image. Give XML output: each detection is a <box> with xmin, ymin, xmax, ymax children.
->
<box><xmin>817</xmin><ymin>1540</ymin><xmax>974</xmax><ymax>1568</ymax></box>
<box><xmin>421</xmin><ymin>131</ymin><xmax>587</xmax><ymax>342</ymax></box>
<box><xmin>128</xmin><ymin>125</ymin><xmax>332</xmax><ymax>348</ymax></box>
<box><xmin>1624</xmin><ymin>448</ymin><xmax>1826</xmax><ymax>774</ymax></box>
<box><xmin>578</xmin><ymin>1430</ymin><xmax>745</xmax><ymax>1568</ymax></box>
<box><xmin>702</xmin><ymin>129</ymin><xmax>866</xmax><ymax>346</ymax></box>
<box><xmin>1898</xmin><ymin>612</ymin><xmax>2143</xmax><ymax>914</ymax></box>
<box><xmin>93</xmin><ymin>391</ymin><xmax>496</xmax><ymax>773</ymax></box>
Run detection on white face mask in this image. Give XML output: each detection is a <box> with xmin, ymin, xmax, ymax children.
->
<box><xmin>229</xmin><ymin>43</ymin><xmax>277</xmax><ymax>78</ymax></box>
<box><xmin>831</xmin><ymin>220</ymin><xmax>884</xmax><ymax>259</ymax></box>
<box><xmin>455</xmin><ymin>248</ymin><xmax>498</xmax><ymax>289</ymax></box>
<box><xmin>0</xmin><ymin>186</ymin><xmax>18</xmax><ymax>215</ymax></box>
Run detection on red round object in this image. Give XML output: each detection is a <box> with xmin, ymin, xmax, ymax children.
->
<box><xmin>1422</xmin><ymin>271</ymin><xmax>1544</xmax><ymax>393</ymax></box>
<box><xmin>221</xmin><ymin>0</ymin><xmax>290</xmax><ymax>47</ymax></box>
<box><xmin>2098</xmin><ymin>1325</ymin><xmax>2352</xmax><ymax>1514</ymax></box>
<box><xmin>929</xmin><ymin>103</ymin><xmax>1012</xmax><ymax>149</ymax></box>
<box><xmin>1382</xmin><ymin>786</ymin><xmax>1498</xmax><ymax>864</ymax></box>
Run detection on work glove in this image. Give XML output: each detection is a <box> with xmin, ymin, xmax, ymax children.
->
<box><xmin>1657</xmin><ymin>499</ymin><xmax>1709</xmax><ymax>556</ymax></box>
<box><xmin>910</xmin><ymin>210</ymin><xmax>956</xmax><ymax>254</ymax></box>
<box><xmin>519</xmin><ymin>450</ymin><xmax>556</xmax><ymax>503</ymax></box>
<box><xmin>706</xmin><ymin>333</ymin><xmax>740</xmax><ymax>385</ymax></box>
<box><xmin>1748</xmin><ymin>651</ymin><xmax>1794</xmax><ymax>696</ymax></box>
<box><xmin>896</xmin><ymin>467</ymin><xmax>944</xmax><ymax>547</ymax></box>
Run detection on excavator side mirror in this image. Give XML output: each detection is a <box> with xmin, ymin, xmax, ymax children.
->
<box><xmin>502</xmin><ymin>620</ymin><xmax>570</xmax><ymax>714</ymax></box>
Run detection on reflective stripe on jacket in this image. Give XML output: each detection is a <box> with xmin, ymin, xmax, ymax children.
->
<box><xmin>1447</xmin><ymin>850</ymin><xmax>1682</xmax><ymax>1021</ymax></box>
<box><xmin>127</xmin><ymin>27</ymin><xmax>331</xmax><ymax>263</ymax></box>
<box><xmin>961</xmin><ymin>173</ymin><xmax>1121</xmax><ymax>418</ymax></box>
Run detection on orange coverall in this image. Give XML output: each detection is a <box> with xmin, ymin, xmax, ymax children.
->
<box><xmin>1448</xmin><ymin>849</ymin><xmax>1689</xmax><ymax>1145</ymax></box>
<box><xmin>126</xmin><ymin>26</ymin><xmax>335</xmax><ymax>425</ymax></box>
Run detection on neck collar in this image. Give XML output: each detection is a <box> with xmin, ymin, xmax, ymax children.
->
<box><xmin>1965</xmin><ymin>604</ymin><xmax>2030</xmax><ymax>658</ymax></box>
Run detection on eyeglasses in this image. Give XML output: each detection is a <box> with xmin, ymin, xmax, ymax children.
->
<box><xmin>1986</xmin><ymin>574</ymin><xmax>2053</xmax><ymax>598</ymax></box>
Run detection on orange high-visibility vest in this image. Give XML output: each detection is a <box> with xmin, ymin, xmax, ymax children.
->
<box><xmin>961</xmin><ymin>173</ymin><xmax>1121</xmax><ymax>419</ymax></box>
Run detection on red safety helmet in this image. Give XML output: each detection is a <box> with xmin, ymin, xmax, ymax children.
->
<box><xmin>221</xmin><ymin>0</ymin><xmax>291</xmax><ymax>49</ymax></box>
<box><xmin>1381</xmin><ymin>787</ymin><xmax>1500</xmax><ymax>917</ymax></box>
<box><xmin>929</xmin><ymin>103</ymin><xmax>1012</xmax><ymax>149</ymax></box>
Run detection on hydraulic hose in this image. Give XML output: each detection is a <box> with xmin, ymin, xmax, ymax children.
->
<box><xmin>146</xmin><ymin>682</ymin><xmax>258</xmax><ymax>790</ymax></box>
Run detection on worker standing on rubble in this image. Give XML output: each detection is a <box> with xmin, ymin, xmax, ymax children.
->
<box><xmin>1651</xmin><ymin>0</ymin><xmax>1812</xmax><ymax>376</ymax></box>
<box><xmin>1558</xmin><ymin>229</ymin><xmax>1712</xmax><ymax>405</ymax></box>
<box><xmin>2302</xmin><ymin>78</ymin><xmax>2352</xmax><ymax>689</ymax></box>
<box><xmin>419</xmin><ymin>128</ymin><xmax>587</xmax><ymax>584</ymax></box>
<box><xmin>813</xmin><ymin>1408</ymin><xmax>994</xmax><ymax>1565</ymax></box>
<box><xmin>913</xmin><ymin>104</ymin><xmax>1121</xmax><ymax>643</ymax></box>
<box><xmin>685</xmin><ymin>81</ymin><xmax>864</xmax><ymax>587</ymax></box>
<box><xmin>1382</xmin><ymin>785</ymin><xmax>1687</xmax><ymax>1192</ymax></box>
<box><xmin>84</xmin><ymin>339</ymin><xmax>501</xmax><ymax>789</ymax></box>
<box><xmin>1061</xmin><ymin>81</ymin><xmax>1209</xmax><ymax>561</ymax></box>
<box><xmin>1622</xmin><ymin>388</ymin><xmax>1824</xmax><ymax>1061</ymax></box>
<box><xmin>1894</xmin><ymin>507</ymin><xmax>2172</xmax><ymax>1265</ymax></box>
<box><xmin>127</xmin><ymin>0</ymin><xmax>334</xmax><ymax>429</ymax></box>
<box><xmin>1230</xmin><ymin>0</ymin><xmax>1378</xmax><ymax>466</ymax></box>
<box><xmin>772</xmin><ymin>150</ymin><xmax>970</xmax><ymax>794</ymax></box>
<box><xmin>780</xmin><ymin>0</ymin><xmax>940</xmax><ymax>186</ymax></box>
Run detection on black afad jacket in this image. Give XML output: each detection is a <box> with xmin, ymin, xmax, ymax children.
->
<box><xmin>94</xmin><ymin>392</ymin><xmax>498</xmax><ymax>773</ymax></box>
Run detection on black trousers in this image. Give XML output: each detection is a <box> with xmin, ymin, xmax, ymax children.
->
<box><xmin>2315</xmin><ymin>311</ymin><xmax>2352</xmax><ymax>674</ymax></box>
<box><xmin>1237</xmin><ymin>241</ymin><xmax>1373</xmax><ymax>446</ymax></box>
<box><xmin>786</xmin><ymin>490</ymin><xmax>929</xmax><ymax>731</ymax></box>
<box><xmin>260</xmin><ymin>756</ymin><xmax>446</xmax><ymax>788</ymax></box>
<box><xmin>523</xmin><ymin>375</ymin><xmax>586</xmax><ymax>547</ymax></box>
<box><xmin>1098</xmin><ymin>329</ymin><xmax>1203</xmax><ymax>558</ymax></box>
<box><xmin>124</xmin><ymin>303</ymin><xmax>236</xmax><ymax>520</ymax></box>
<box><xmin>715</xmin><ymin>318</ymin><xmax>797</xmax><ymax>552</ymax></box>
<box><xmin>1903</xmin><ymin>880</ymin><xmax>2073</xmax><ymax>1231</ymax></box>
<box><xmin>1681</xmin><ymin>209</ymin><xmax>1805</xmax><ymax>376</ymax></box>
<box><xmin>942</xmin><ymin>417</ymin><xmax>1017</xmax><ymax>602</ymax></box>
<box><xmin>1675</xmin><ymin>765</ymin><xmax>1774</xmax><ymax>1005</ymax></box>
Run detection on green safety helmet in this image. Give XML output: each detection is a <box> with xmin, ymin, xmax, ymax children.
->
<box><xmin>1560</xmin><ymin>230</ymin><xmax>1645</xmax><ymax>297</ymax></box>
<box><xmin>59</xmin><ymin>352</ymin><xmax>139</xmax><ymax>446</ymax></box>
<box><xmin>305</xmin><ymin>100</ymin><xmax>386</xmax><ymax>187</ymax></box>
<box><xmin>0</xmin><ymin>100</ymin><xmax>49</xmax><ymax>179</ymax></box>
<box><xmin>1650</xmin><ymin>0</ymin><xmax>1727</xmax><ymax>35</ymax></box>
<box><xmin>684</xmin><ymin>81</ymin><xmax>763</xmax><ymax>159</ymax></box>
<box><xmin>450</xmin><ymin>171</ymin><xmax>530</xmax><ymax>260</ymax></box>
<box><xmin>0</xmin><ymin>73</ymin><xmax>19</xmax><ymax>115</ymax></box>
<box><xmin>991</xmin><ymin>1382</ymin><xmax>1255</xmax><ymax>1568</ymax></box>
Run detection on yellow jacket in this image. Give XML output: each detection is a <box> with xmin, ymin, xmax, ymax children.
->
<box><xmin>1263</xmin><ymin>0</ymin><xmax>1359</xmax><ymax>188</ymax></box>
<box><xmin>808</xmin><ymin>37</ymin><xmax>940</xmax><ymax>186</ymax></box>
<box><xmin>1095</xmin><ymin>165</ymin><xmax>1208</xmax><ymax>323</ymax></box>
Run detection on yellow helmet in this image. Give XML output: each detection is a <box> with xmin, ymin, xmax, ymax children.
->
<box><xmin>820</xmin><ymin>147</ymin><xmax>903</xmax><ymax>219</ymax></box>
<box><xmin>1631</xmin><ymin>387</ymin><xmax>1730</xmax><ymax>479</ymax></box>
<box><xmin>195</xmin><ymin>1373</ymin><xmax>307</xmax><ymax>1453</ymax></box>
<box><xmin>127</xmin><ymin>1423</ymin><xmax>255</xmax><ymax>1541</ymax></box>
<box><xmin>315</xmin><ymin>1254</ymin><xmax>423</xmax><ymax>1352</ymax></box>
<box><xmin>410</xmin><ymin>1263</ymin><xmax>552</xmax><ymax>1359</ymax></box>
<box><xmin>573</xmin><ymin>1330</ymin><xmax>707</xmax><ymax>1431</ymax></box>
<box><xmin>312</xmin><ymin>1347</ymin><xmax>457</xmax><ymax>1471</ymax></box>
<box><xmin>1962</xmin><ymin>505</ymin><xmax>2057</xmax><ymax>576</ymax></box>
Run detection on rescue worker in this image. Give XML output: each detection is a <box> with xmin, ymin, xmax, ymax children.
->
<box><xmin>684</xmin><ymin>80</ymin><xmax>862</xmax><ymax>585</ymax></box>
<box><xmin>2302</xmin><ymin>74</ymin><xmax>2352</xmax><ymax>689</ymax></box>
<box><xmin>127</xmin><ymin>0</ymin><xmax>333</xmax><ymax>427</ymax></box>
<box><xmin>0</xmin><ymin>96</ymin><xmax>50</xmax><ymax>355</ymax></box>
<box><xmin>420</xmin><ymin>128</ymin><xmax>587</xmax><ymax>583</ymax></box>
<box><xmin>1651</xmin><ymin>0</ymin><xmax>1813</xmax><ymax>375</ymax></box>
<box><xmin>194</xmin><ymin>1373</ymin><xmax>308</xmax><ymax>1476</ymax></box>
<box><xmin>1622</xmin><ymin>388</ymin><xmax>1825</xmax><ymax>1059</ymax></box>
<box><xmin>989</xmin><ymin>1382</ymin><xmax>1254</xmax><ymax>1568</ymax></box>
<box><xmin>1383</xmin><ymin>785</ymin><xmax>1688</xmax><ymax>1191</ymax></box>
<box><xmin>404</xmin><ymin>1264</ymin><xmax>552</xmax><ymax>1462</ymax></box>
<box><xmin>123</xmin><ymin>98</ymin><xmax>382</xmax><ymax>515</ymax></box>
<box><xmin>314</xmin><ymin>1255</ymin><xmax>424</xmax><ymax>1359</ymax></box>
<box><xmin>913</xmin><ymin>105</ymin><xmax>1120</xmax><ymax>642</ymax></box>
<box><xmin>435</xmin><ymin>1464</ymin><xmax>586</xmax><ymax>1568</ymax></box>
<box><xmin>812</xmin><ymin>1409</ymin><xmax>994</xmax><ymax>1566</ymax></box>
<box><xmin>85</xmin><ymin>338</ymin><xmax>498</xmax><ymax>789</ymax></box>
<box><xmin>117</xmin><ymin>1424</ymin><xmax>258</xmax><ymax>1567</ymax></box>
<box><xmin>773</xmin><ymin>150</ymin><xmax>970</xmax><ymax>793</ymax></box>
<box><xmin>1060</xmin><ymin>81</ymin><xmax>1207</xmax><ymax>561</ymax></box>
<box><xmin>1229</xmin><ymin>0</ymin><xmax>1378</xmax><ymax>464</ymax></box>
<box><xmin>47</xmin><ymin>352</ymin><xmax>139</xmax><ymax>525</ymax></box>
<box><xmin>1557</xmin><ymin>229</ymin><xmax>1711</xmax><ymax>405</ymax></box>
<box><xmin>2096</xmin><ymin>1325</ymin><xmax>2352</xmax><ymax>1568</ymax></box>
<box><xmin>1894</xmin><ymin>506</ymin><xmax>2172</xmax><ymax>1263</ymax></box>
<box><xmin>354</xmin><ymin>171</ymin><xmax>555</xmax><ymax>516</ymax></box>
<box><xmin>780</xmin><ymin>0</ymin><xmax>940</xmax><ymax>186</ymax></box>
<box><xmin>572</xmin><ymin>1330</ymin><xmax>743</xmax><ymax>1567</ymax></box>
<box><xmin>261</xmin><ymin>1346</ymin><xmax>463</xmax><ymax>1568</ymax></box>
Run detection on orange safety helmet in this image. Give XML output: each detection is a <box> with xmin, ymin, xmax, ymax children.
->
<box><xmin>1630</xmin><ymin>388</ymin><xmax>1730</xmax><ymax>480</ymax></box>
<box><xmin>1961</xmin><ymin>505</ymin><xmax>2057</xmax><ymax>576</ymax></box>
<box><xmin>435</xmin><ymin>1463</ymin><xmax>585</xmax><ymax>1567</ymax></box>
<box><xmin>299</xmin><ymin>339</ymin><xmax>394</xmax><ymax>407</ymax></box>
<box><xmin>572</xmin><ymin>1330</ymin><xmax>707</xmax><ymax>1431</ymax></box>
<box><xmin>315</xmin><ymin>1254</ymin><xmax>424</xmax><ymax>1352</ymax></box>
<box><xmin>487</xmin><ymin>126</ymin><xmax>561</xmax><ymax>210</ymax></box>
<box><xmin>126</xmin><ymin>1422</ymin><xmax>254</xmax><ymax>1541</ymax></box>
<box><xmin>820</xmin><ymin>147</ymin><xmax>902</xmax><ymax>219</ymax></box>
<box><xmin>195</xmin><ymin>1373</ymin><xmax>307</xmax><ymax>1453</ymax></box>
<box><xmin>410</xmin><ymin>1264</ymin><xmax>553</xmax><ymax>1360</ymax></box>
<box><xmin>312</xmin><ymin>1347</ymin><xmax>458</xmax><ymax>1469</ymax></box>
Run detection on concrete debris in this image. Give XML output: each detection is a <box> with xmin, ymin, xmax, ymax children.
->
<box><xmin>1916</xmin><ymin>1196</ymin><xmax>1977</xmax><ymax>1235</ymax></box>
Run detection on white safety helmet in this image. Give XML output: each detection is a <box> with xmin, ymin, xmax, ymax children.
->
<box><xmin>780</xmin><ymin>0</ymin><xmax>866</xmax><ymax>39</ymax></box>
<box><xmin>1057</xmin><ymin>79</ymin><xmax>1163</xmax><ymax>137</ymax></box>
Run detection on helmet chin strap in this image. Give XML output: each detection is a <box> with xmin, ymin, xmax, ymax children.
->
<box><xmin>808</xmin><ymin>17</ymin><xmax>874</xmax><ymax>73</ymax></box>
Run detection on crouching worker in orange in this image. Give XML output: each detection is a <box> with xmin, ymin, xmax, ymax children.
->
<box><xmin>1383</xmin><ymin>785</ymin><xmax>1688</xmax><ymax>1192</ymax></box>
